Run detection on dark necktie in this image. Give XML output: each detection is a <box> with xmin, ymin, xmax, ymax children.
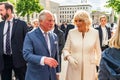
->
<box><xmin>6</xmin><ymin>21</ymin><xmax>11</xmax><ymax>55</ymax></box>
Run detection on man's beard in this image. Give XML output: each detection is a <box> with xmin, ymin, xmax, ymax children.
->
<box><xmin>1</xmin><ymin>13</ymin><xmax>9</xmax><ymax>20</ymax></box>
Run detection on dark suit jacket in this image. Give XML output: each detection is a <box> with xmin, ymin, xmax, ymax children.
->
<box><xmin>23</xmin><ymin>28</ymin><xmax>60</xmax><ymax>80</ymax></box>
<box><xmin>60</xmin><ymin>24</ymin><xmax>74</xmax><ymax>40</ymax></box>
<box><xmin>98</xmin><ymin>48</ymin><xmax>120</xmax><ymax>80</ymax></box>
<box><xmin>95</xmin><ymin>25</ymin><xmax>111</xmax><ymax>48</ymax></box>
<box><xmin>0</xmin><ymin>19</ymin><xmax>28</xmax><ymax>72</ymax></box>
<box><xmin>54</xmin><ymin>25</ymin><xmax>65</xmax><ymax>55</ymax></box>
<box><xmin>54</xmin><ymin>24</ymin><xmax>65</xmax><ymax>71</ymax></box>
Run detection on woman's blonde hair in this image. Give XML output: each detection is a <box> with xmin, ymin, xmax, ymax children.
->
<box><xmin>109</xmin><ymin>15</ymin><xmax>120</xmax><ymax>49</ymax></box>
<box><xmin>73</xmin><ymin>10</ymin><xmax>92</xmax><ymax>27</ymax></box>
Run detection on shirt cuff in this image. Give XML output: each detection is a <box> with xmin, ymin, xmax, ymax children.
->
<box><xmin>40</xmin><ymin>56</ymin><xmax>46</xmax><ymax>65</ymax></box>
<box><xmin>56</xmin><ymin>73</ymin><xmax>60</xmax><ymax>75</ymax></box>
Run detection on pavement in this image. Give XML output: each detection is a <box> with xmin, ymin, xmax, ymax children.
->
<box><xmin>60</xmin><ymin>54</ymin><xmax>68</xmax><ymax>80</ymax></box>
<box><xmin>0</xmin><ymin>55</ymin><xmax>98</xmax><ymax>80</ymax></box>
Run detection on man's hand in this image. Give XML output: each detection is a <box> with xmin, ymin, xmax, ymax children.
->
<box><xmin>44</xmin><ymin>57</ymin><xmax>58</xmax><ymax>68</ymax></box>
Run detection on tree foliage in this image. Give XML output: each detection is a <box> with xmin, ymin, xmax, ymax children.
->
<box><xmin>106</xmin><ymin>0</ymin><xmax>120</xmax><ymax>13</ymax></box>
<box><xmin>16</xmin><ymin>0</ymin><xmax>44</xmax><ymax>21</ymax></box>
<box><xmin>0</xmin><ymin>0</ymin><xmax>7</xmax><ymax>2</ymax></box>
<box><xmin>0</xmin><ymin>0</ymin><xmax>15</xmax><ymax>5</ymax></box>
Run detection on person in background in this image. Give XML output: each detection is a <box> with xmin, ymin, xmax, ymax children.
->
<box><xmin>27</xmin><ymin>22</ymin><xmax>33</xmax><ymax>31</ymax></box>
<box><xmin>95</xmin><ymin>15</ymin><xmax>111</xmax><ymax>72</ymax></box>
<box><xmin>95</xmin><ymin>15</ymin><xmax>111</xmax><ymax>51</ymax></box>
<box><xmin>98</xmin><ymin>15</ymin><xmax>120</xmax><ymax>80</ymax></box>
<box><xmin>60</xmin><ymin>21</ymin><xmax>67</xmax><ymax>33</ymax></box>
<box><xmin>62</xmin><ymin>10</ymin><xmax>101</xmax><ymax>80</ymax></box>
<box><xmin>60</xmin><ymin>22</ymin><xmax>74</xmax><ymax>41</ymax></box>
<box><xmin>0</xmin><ymin>2</ymin><xmax>27</xmax><ymax>80</ymax></box>
<box><xmin>32</xmin><ymin>19</ymin><xmax>39</xmax><ymax>29</ymax></box>
<box><xmin>23</xmin><ymin>10</ymin><xmax>60</xmax><ymax>80</ymax></box>
<box><xmin>52</xmin><ymin>23</ymin><xmax>65</xmax><ymax>72</ymax></box>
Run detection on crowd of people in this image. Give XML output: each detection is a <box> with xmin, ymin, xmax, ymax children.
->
<box><xmin>0</xmin><ymin>1</ymin><xmax>120</xmax><ymax>80</ymax></box>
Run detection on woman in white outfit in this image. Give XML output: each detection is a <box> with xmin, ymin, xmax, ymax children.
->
<box><xmin>62</xmin><ymin>10</ymin><xmax>101</xmax><ymax>80</ymax></box>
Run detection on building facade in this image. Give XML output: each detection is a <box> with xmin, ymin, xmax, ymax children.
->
<box><xmin>18</xmin><ymin>0</ymin><xmax>92</xmax><ymax>24</ymax></box>
<box><xmin>59</xmin><ymin>4</ymin><xmax>92</xmax><ymax>23</ymax></box>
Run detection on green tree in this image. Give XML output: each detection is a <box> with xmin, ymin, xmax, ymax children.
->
<box><xmin>106</xmin><ymin>0</ymin><xmax>120</xmax><ymax>13</ymax></box>
<box><xmin>16</xmin><ymin>0</ymin><xmax>44</xmax><ymax>22</ymax></box>
<box><xmin>0</xmin><ymin>0</ymin><xmax>15</xmax><ymax>4</ymax></box>
<box><xmin>0</xmin><ymin>0</ymin><xmax>7</xmax><ymax>2</ymax></box>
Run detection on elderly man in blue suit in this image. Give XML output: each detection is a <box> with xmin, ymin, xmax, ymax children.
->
<box><xmin>23</xmin><ymin>10</ymin><xmax>60</xmax><ymax>80</ymax></box>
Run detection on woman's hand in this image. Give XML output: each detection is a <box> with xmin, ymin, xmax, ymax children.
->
<box><xmin>67</xmin><ymin>56</ymin><xmax>78</xmax><ymax>69</ymax></box>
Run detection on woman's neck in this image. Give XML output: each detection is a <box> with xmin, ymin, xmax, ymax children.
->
<box><xmin>81</xmin><ymin>28</ymin><xmax>89</xmax><ymax>38</ymax></box>
<box><xmin>79</xmin><ymin>28</ymin><xmax>89</xmax><ymax>33</ymax></box>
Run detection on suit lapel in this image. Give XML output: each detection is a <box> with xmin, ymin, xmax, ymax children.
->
<box><xmin>0</xmin><ymin>21</ymin><xmax>5</xmax><ymax>37</ymax></box>
<box><xmin>0</xmin><ymin>21</ymin><xmax>5</xmax><ymax>53</ymax></box>
<box><xmin>99</xmin><ymin>26</ymin><xmax>103</xmax><ymax>35</ymax></box>
<box><xmin>35</xmin><ymin>28</ymin><xmax>49</xmax><ymax>51</ymax></box>
<box><xmin>49</xmin><ymin>33</ymin><xmax>55</xmax><ymax>56</ymax></box>
<box><xmin>11</xmin><ymin>19</ymin><xmax>18</xmax><ymax>39</ymax></box>
<box><xmin>99</xmin><ymin>26</ymin><xmax>103</xmax><ymax>41</ymax></box>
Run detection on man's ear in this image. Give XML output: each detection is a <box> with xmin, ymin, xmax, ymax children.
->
<box><xmin>7</xmin><ymin>8</ymin><xmax>12</xmax><ymax>14</ymax></box>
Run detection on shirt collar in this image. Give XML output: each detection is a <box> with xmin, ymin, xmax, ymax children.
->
<box><xmin>5</xmin><ymin>18</ymin><xmax>13</xmax><ymax>23</ymax></box>
<box><xmin>39</xmin><ymin>27</ymin><xmax>49</xmax><ymax>34</ymax></box>
<box><xmin>51</xmin><ymin>27</ymin><xmax>54</xmax><ymax>32</ymax></box>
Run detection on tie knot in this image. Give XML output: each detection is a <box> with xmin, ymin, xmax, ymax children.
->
<box><xmin>8</xmin><ymin>21</ymin><xmax>10</xmax><ymax>23</ymax></box>
<box><xmin>7</xmin><ymin>21</ymin><xmax>11</xmax><ymax>29</ymax></box>
<box><xmin>8</xmin><ymin>21</ymin><xmax>10</xmax><ymax>26</ymax></box>
<box><xmin>44</xmin><ymin>32</ymin><xmax>48</xmax><ymax>35</ymax></box>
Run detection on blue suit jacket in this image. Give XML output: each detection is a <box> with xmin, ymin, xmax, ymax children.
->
<box><xmin>98</xmin><ymin>48</ymin><xmax>120</xmax><ymax>80</ymax></box>
<box><xmin>23</xmin><ymin>28</ymin><xmax>60</xmax><ymax>80</ymax></box>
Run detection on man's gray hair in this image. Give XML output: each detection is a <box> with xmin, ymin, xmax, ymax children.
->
<box><xmin>39</xmin><ymin>10</ymin><xmax>53</xmax><ymax>21</ymax></box>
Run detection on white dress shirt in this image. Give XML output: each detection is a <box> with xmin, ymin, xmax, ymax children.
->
<box><xmin>101</xmin><ymin>26</ymin><xmax>108</xmax><ymax>46</ymax></box>
<box><xmin>3</xmin><ymin>18</ymin><xmax>13</xmax><ymax>54</ymax></box>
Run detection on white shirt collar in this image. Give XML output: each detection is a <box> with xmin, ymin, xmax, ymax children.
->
<box><xmin>5</xmin><ymin>18</ymin><xmax>13</xmax><ymax>23</ymax></box>
<box><xmin>39</xmin><ymin>27</ymin><xmax>50</xmax><ymax>34</ymax></box>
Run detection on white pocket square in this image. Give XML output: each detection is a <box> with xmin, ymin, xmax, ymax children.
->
<box><xmin>54</xmin><ymin>41</ymin><xmax>58</xmax><ymax>44</ymax></box>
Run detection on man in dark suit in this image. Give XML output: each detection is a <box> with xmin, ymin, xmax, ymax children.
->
<box><xmin>0</xmin><ymin>2</ymin><xmax>27</xmax><ymax>80</ymax></box>
<box><xmin>95</xmin><ymin>15</ymin><xmax>111</xmax><ymax>51</ymax></box>
<box><xmin>60</xmin><ymin>22</ymin><xmax>74</xmax><ymax>40</ymax></box>
<box><xmin>53</xmin><ymin>24</ymin><xmax>65</xmax><ymax>71</ymax></box>
<box><xmin>23</xmin><ymin>10</ymin><xmax>60</xmax><ymax>80</ymax></box>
